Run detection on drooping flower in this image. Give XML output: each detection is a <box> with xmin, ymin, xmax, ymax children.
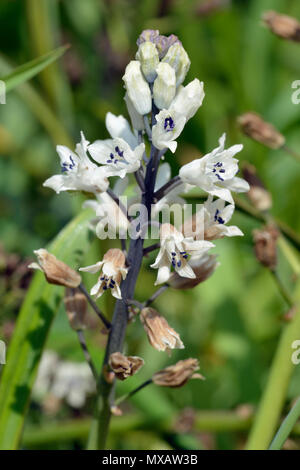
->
<box><xmin>88</xmin><ymin>137</ymin><xmax>145</xmax><ymax>178</ymax></box>
<box><xmin>122</xmin><ymin>60</ymin><xmax>152</xmax><ymax>115</ymax></box>
<box><xmin>28</xmin><ymin>249</ymin><xmax>81</xmax><ymax>288</ymax></box>
<box><xmin>43</xmin><ymin>132</ymin><xmax>109</xmax><ymax>194</ymax></box>
<box><xmin>150</xmin><ymin>223</ymin><xmax>214</xmax><ymax>285</ymax></box>
<box><xmin>179</xmin><ymin>133</ymin><xmax>249</xmax><ymax>204</ymax></box>
<box><xmin>152</xmin><ymin>358</ymin><xmax>204</xmax><ymax>388</ymax></box>
<box><xmin>109</xmin><ymin>352</ymin><xmax>144</xmax><ymax>380</ymax></box>
<box><xmin>140</xmin><ymin>307</ymin><xmax>184</xmax><ymax>353</ymax></box>
<box><xmin>152</xmin><ymin>109</ymin><xmax>186</xmax><ymax>153</ymax></box>
<box><xmin>167</xmin><ymin>253</ymin><xmax>219</xmax><ymax>289</ymax></box>
<box><xmin>182</xmin><ymin>195</ymin><xmax>243</xmax><ymax>241</ymax></box>
<box><xmin>79</xmin><ymin>249</ymin><xmax>128</xmax><ymax>300</ymax></box>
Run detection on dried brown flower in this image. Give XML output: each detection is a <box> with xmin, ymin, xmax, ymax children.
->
<box><xmin>108</xmin><ymin>352</ymin><xmax>144</xmax><ymax>381</ymax></box>
<box><xmin>140</xmin><ymin>307</ymin><xmax>184</xmax><ymax>353</ymax></box>
<box><xmin>238</xmin><ymin>112</ymin><xmax>285</xmax><ymax>149</ymax></box>
<box><xmin>263</xmin><ymin>10</ymin><xmax>300</xmax><ymax>42</ymax></box>
<box><xmin>29</xmin><ymin>249</ymin><xmax>81</xmax><ymax>288</ymax></box>
<box><xmin>253</xmin><ymin>225</ymin><xmax>279</xmax><ymax>270</ymax></box>
<box><xmin>242</xmin><ymin>164</ymin><xmax>272</xmax><ymax>211</ymax></box>
<box><xmin>168</xmin><ymin>254</ymin><xmax>219</xmax><ymax>290</ymax></box>
<box><xmin>152</xmin><ymin>358</ymin><xmax>204</xmax><ymax>388</ymax></box>
<box><xmin>64</xmin><ymin>288</ymin><xmax>88</xmax><ymax>331</ymax></box>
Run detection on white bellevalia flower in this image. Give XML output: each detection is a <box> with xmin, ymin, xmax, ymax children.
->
<box><xmin>152</xmin><ymin>109</ymin><xmax>186</xmax><ymax>153</ymax></box>
<box><xmin>122</xmin><ymin>61</ymin><xmax>152</xmax><ymax>116</ymax></box>
<box><xmin>105</xmin><ymin>111</ymin><xmax>138</xmax><ymax>149</ymax></box>
<box><xmin>151</xmin><ymin>223</ymin><xmax>214</xmax><ymax>285</ymax></box>
<box><xmin>153</xmin><ymin>62</ymin><xmax>176</xmax><ymax>110</ymax></box>
<box><xmin>88</xmin><ymin>136</ymin><xmax>145</xmax><ymax>178</ymax></box>
<box><xmin>179</xmin><ymin>133</ymin><xmax>250</xmax><ymax>204</ymax></box>
<box><xmin>183</xmin><ymin>195</ymin><xmax>243</xmax><ymax>241</ymax></box>
<box><xmin>79</xmin><ymin>249</ymin><xmax>128</xmax><ymax>300</ymax></box>
<box><xmin>136</xmin><ymin>41</ymin><xmax>159</xmax><ymax>83</ymax></box>
<box><xmin>124</xmin><ymin>93</ymin><xmax>145</xmax><ymax>131</ymax></box>
<box><xmin>170</xmin><ymin>79</ymin><xmax>205</xmax><ymax>122</ymax></box>
<box><xmin>43</xmin><ymin>132</ymin><xmax>109</xmax><ymax>194</ymax></box>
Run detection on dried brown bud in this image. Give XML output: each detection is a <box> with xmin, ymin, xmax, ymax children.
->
<box><xmin>238</xmin><ymin>112</ymin><xmax>285</xmax><ymax>149</ymax></box>
<box><xmin>64</xmin><ymin>288</ymin><xmax>87</xmax><ymax>331</ymax></box>
<box><xmin>168</xmin><ymin>254</ymin><xmax>219</xmax><ymax>290</ymax></box>
<box><xmin>108</xmin><ymin>352</ymin><xmax>144</xmax><ymax>381</ymax></box>
<box><xmin>29</xmin><ymin>249</ymin><xmax>81</xmax><ymax>288</ymax></box>
<box><xmin>140</xmin><ymin>307</ymin><xmax>184</xmax><ymax>353</ymax></box>
<box><xmin>253</xmin><ymin>225</ymin><xmax>279</xmax><ymax>270</ymax></box>
<box><xmin>152</xmin><ymin>358</ymin><xmax>204</xmax><ymax>388</ymax></box>
<box><xmin>242</xmin><ymin>164</ymin><xmax>272</xmax><ymax>211</ymax></box>
<box><xmin>263</xmin><ymin>10</ymin><xmax>300</xmax><ymax>42</ymax></box>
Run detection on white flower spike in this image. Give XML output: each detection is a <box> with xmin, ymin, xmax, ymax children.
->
<box><xmin>88</xmin><ymin>137</ymin><xmax>145</xmax><ymax>178</ymax></box>
<box><xmin>43</xmin><ymin>132</ymin><xmax>109</xmax><ymax>194</ymax></box>
<box><xmin>79</xmin><ymin>249</ymin><xmax>128</xmax><ymax>300</ymax></box>
<box><xmin>151</xmin><ymin>223</ymin><xmax>214</xmax><ymax>285</ymax></box>
<box><xmin>179</xmin><ymin>133</ymin><xmax>250</xmax><ymax>204</ymax></box>
<box><xmin>152</xmin><ymin>109</ymin><xmax>186</xmax><ymax>153</ymax></box>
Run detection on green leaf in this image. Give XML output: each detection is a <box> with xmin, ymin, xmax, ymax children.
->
<box><xmin>0</xmin><ymin>209</ymin><xmax>94</xmax><ymax>450</ymax></box>
<box><xmin>0</xmin><ymin>45</ymin><xmax>69</xmax><ymax>93</ymax></box>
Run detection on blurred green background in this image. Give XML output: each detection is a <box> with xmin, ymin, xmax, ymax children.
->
<box><xmin>1</xmin><ymin>0</ymin><xmax>300</xmax><ymax>450</ymax></box>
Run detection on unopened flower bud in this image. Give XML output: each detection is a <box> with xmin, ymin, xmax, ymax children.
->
<box><xmin>263</xmin><ymin>10</ymin><xmax>300</xmax><ymax>42</ymax></box>
<box><xmin>162</xmin><ymin>43</ymin><xmax>191</xmax><ymax>86</ymax></box>
<box><xmin>122</xmin><ymin>61</ymin><xmax>152</xmax><ymax>116</ymax></box>
<box><xmin>152</xmin><ymin>358</ymin><xmax>204</xmax><ymax>388</ymax></box>
<box><xmin>140</xmin><ymin>307</ymin><xmax>184</xmax><ymax>353</ymax></box>
<box><xmin>153</xmin><ymin>62</ymin><xmax>176</xmax><ymax>110</ymax></box>
<box><xmin>238</xmin><ymin>112</ymin><xmax>285</xmax><ymax>149</ymax></box>
<box><xmin>243</xmin><ymin>164</ymin><xmax>272</xmax><ymax>211</ymax></box>
<box><xmin>136</xmin><ymin>41</ymin><xmax>159</xmax><ymax>83</ymax></box>
<box><xmin>124</xmin><ymin>93</ymin><xmax>145</xmax><ymax>131</ymax></box>
<box><xmin>29</xmin><ymin>249</ymin><xmax>81</xmax><ymax>288</ymax></box>
<box><xmin>170</xmin><ymin>79</ymin><xmax>205</xmax><ymax>121</ymax></box>
<box><xmin>253</xmin><ymin>225</ymin><xmax>279</xmax><ymax>270</ymax></box>
<box><xmin>137</xmin><ymin>29</ymin><xmax>160</xmax><ymax>46</ymax></box>
<box><xmin>64</xmin><ymin>288</ymin><xmax>87</xmax><ymax>331</ymax></box>
<box><xmin>108</xmin><ymin>352</ymin><xmax>144</xmax><ymax>381</ymax></box>
<box><xmin>168</xmin><ymin>254</ymin><xmax>219</xmax><ymax>290</ymax></box>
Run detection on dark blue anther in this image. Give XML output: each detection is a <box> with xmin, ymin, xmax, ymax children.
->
<box><xmin>177</xmin><ymin>261</ymin><xmax>182</xmax><ymax>267</ymax></box>
<box><xmin>164</xmin><ymin>116</ymin><xmax>175</xmax><ymax>132</ymax></box>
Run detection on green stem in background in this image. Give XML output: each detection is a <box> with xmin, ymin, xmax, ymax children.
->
<box><xmin>246</xmin><ymin>303</ymin><xmax>300</xmax><ymax>450</ymax></box>
<box><xmin>269</xmin><ymin>397</ymin><xmax>300</xmax><ymax>450</ymax></box>
<box><xmin>77</xmin><ymin>330</ymin><xmax>98</xmax><ymax>383</ymax></box>
<box><xmin>270</xmin><ymin>270</ymin><xmax>294</xmax><ymax>308</ymax></box>
<box><xmin>282</xmin><ymin>144</ymin><xmax>300</xmax><ymax>164</ymax></box>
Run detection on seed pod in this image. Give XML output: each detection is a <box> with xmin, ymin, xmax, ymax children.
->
<box><xmin>140</xmin><ymin>307</ymin><xmax>184</xmax><ymax>352</ymax></box>
<box><xmin>28</xmin><ymin>249</ymin><xmax>81</xmax><ymax>288</ymax></box>
<box><xmin>108</xmin><ymin>352</ymin><xmax>144</xmax><ymax>381</ymax></box>
<box><xmin>152</xmin><ymin>358</ymin><xmax>204</xmax><ymax>388</ymax></box>
<box><xmin>242</xmin><ymin>164</ymin><xmax>272</xmax><ymax>211</ymax></box>
<box><xmin>64</xmin><ymin>288</ymin><xmax>87</xmax><ymax>331</ymax></box>
<box><xmin>263</xmin><ymin>10</ymin><xmax>300</xmax><ymax>42</ymax></box>
<box><xmin>253</xmin><ymin>225</ymin><xmax>279</xmax><ymax>270</ymax></box>
<box><xmin>238</xmin><ymin>112</ymin><xmax>285</xmax><ymax>149</ymax></box>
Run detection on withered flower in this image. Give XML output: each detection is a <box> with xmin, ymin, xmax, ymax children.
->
<box><xmin>263</xmin><ymin>10</ymin><xmax>300</xmax><ymax>42</ymax></box>
<box><xmin>64</xmin><ymin>288</ymin><xmax>87</xmax><ymax>331</ymax></box>
<box><xmin>108</xmin><ymin>352</ymin><xmax>144</xmax><ymax>381</ymax></box>
<box><xmin>168</xmin><ymin>253</ymin><xmax>219</xmax><ymax>290</ymax></box>
<box><xmin>253</xmin><ymin>225</ymin><xmax>279</xmax><ymax>270</ymax></box>
<box><xmin>238</xmin><ymin>112</ymin><xmax>285</xmax><ymax>149</ymax></box>
<box><xmin>140</xmin><ymin>307</ymin><xmax>184</xmax><ymax>353</ymax></box>
<box><xmin>28</xmin><ymin>249</ymin><xmax>81</xmax><ymax>288</ymax></box>
<box><xmin>243</xmin><ymin>164</ymin><xmax>272</xmax><ymax>211</ymax></box>
<box><xmin>152</xmin><ymin>358</ymin><xmax>204</xmax><ymax>388</ymax></box>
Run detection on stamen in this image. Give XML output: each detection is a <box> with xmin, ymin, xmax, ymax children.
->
<box><xmin>164</xmin><ymin>116</ymin><xmax>175</xmax><ymax>132</ymax></box>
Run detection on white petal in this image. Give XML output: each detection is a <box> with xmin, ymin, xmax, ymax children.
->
<box><xmin>155</xmin><ymin>264</ymin><xmax>171</xmax><ymax>285</ymax></box>
<box><xmin>105</xmin><ymin>112</ymin><xmax>138</xmax><ymax>149</ymax></box>
<box><xmin>79</xmin><ymin>261</ymin><xmax>103</xmax><ymax>274</ymax></box>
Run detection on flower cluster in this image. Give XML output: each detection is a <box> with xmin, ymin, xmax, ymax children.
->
<box><xmin>35</xmin><ymin>30</ymin><xmax>250</xmax><ymax>403</ymax></box>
